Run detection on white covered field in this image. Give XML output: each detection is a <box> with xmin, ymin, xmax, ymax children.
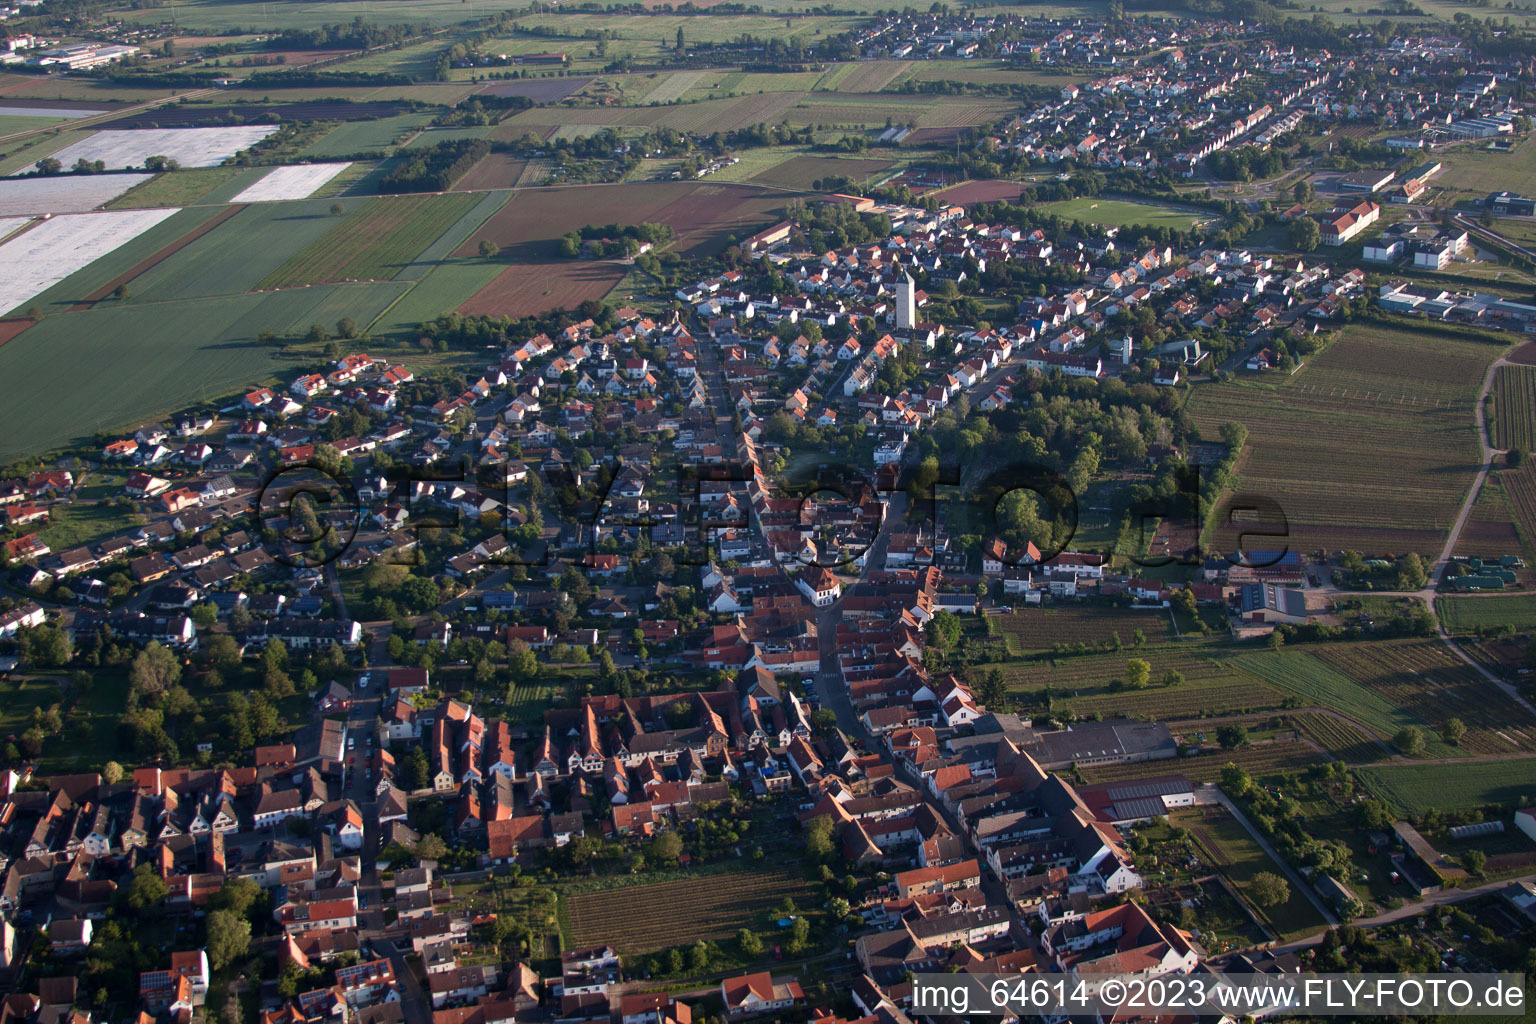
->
<box><xmin>0</xmin><ymin>105</ymin><xmax>106</xmax><ymax>118</ymax></box>
<box><xmin>230</xmin><ymin>162</ymin><xmax>352</xmax><ymax>203</ymax></box>
<box><xmin>47</xmin><ymin>126</ymin><xmax>279</xmax><ymax>170</ymax></box>
<box><xmin>0</xmin><ymin>173</ymin><xmax>152</xmax><ymax>216</ymax></box>
<box><xmin>0</xmin><ymin>207</ymin><xmax>180</xmax><ymax>316</ymax></box>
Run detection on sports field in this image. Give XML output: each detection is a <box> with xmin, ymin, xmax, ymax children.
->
<box><xmin>1037</xmin><ymin>197</ymin><xmax>1212</xmax><ymax>231</ymax></box>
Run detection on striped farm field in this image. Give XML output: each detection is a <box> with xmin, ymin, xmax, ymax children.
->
<box><xmin>1490</xmin><ymin>364</ymin><xmax>1536</xmax><ymax>453</ymax></box>
<box><xmin>1231</xmin><ymin>650</ymin><xmax>1440</xmax><ymax>750</ymax></box>
<box><xmin>1187</xmin><ymin>323</ymin><xmax>1497</xmax><ymax>554</ymax></box>
<box><xmin>1293</xmin><ymin>711</ymin><xmax>1386</xmax><ymax>763</ymax></box>
<box><xmin>1310</xmin><ymin>639</ymin><xmax>1536</xmax><ymax>755</ymax></box>
<box><xmin>563</xmin><ymin>866</ymin><xmax>816</xmax><ymax>954</ymax></box>
<box><xmin>1357</xmin><ymin>757</ymin><xmax>1536</xmax><ymax>816</ymax></box>
<box><xmin>1078</xmin><ymin>742</ymin><xmax>1323</xmax><ymax>784</ymax></box>
<box><xmin>259</xmin><ymin>192</ymin><xmax>480</xmax><ymax>289</ymax></box>
<box><xmin>993</xmin><ymin>606</ymin><xmax>1174</xmax><ymax>653</ymax></box>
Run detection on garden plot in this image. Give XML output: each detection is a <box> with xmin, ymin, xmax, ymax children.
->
<box><xmin>48</xmin><ymin>126</ymin><xmax>278</xmax><ymax>170</ymax></box>
<box><xmin>0</xmin><ymin>173</ymin><xmax>153</xmax><ymax>216</ymax></box>
<box><xmin>230</xmin><ymin>162</ymin><xmax>352</xmax><ymax>202</ymax></box>
<box><xmin>0</xmin><ymin>207</ymin><xmax>179</xmax><ymax>316</ymax></box>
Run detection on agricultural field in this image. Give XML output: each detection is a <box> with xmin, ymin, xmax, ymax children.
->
<box><xmin>119</xmin><ymin>197</ymin><xmax>368</xmax><ymax>304</ymax></box>
<box><xmin>0</xmin><ymin>173</ymin><xmax>153</xmax><ymax>216</ymax></box>
<box><xmin>1437</xmin><ymin>594</ymin><xmax>1536</xmax><ymax>634</ymax></box>
<box><xmin>230</xmin><ymin>162</ymin><xmax>353</xmax><ymax>203</ymax></box>
<box><xmin>106</xmin><ymin>167</ymin><xmax>243</xmax><ymax>209</ymax></box>
<box><xmin>986</xmin><ymin>635</ymin><xmax>1283</xmax><ymax>721</ymax></box>
<box><xmin>0</xmin><ymin>207</ymin><xmax>180</xmax><ymax>317</ymax></box>
<box><xmin>992</xmin><ymin>605</ymin><xmax>1172</xmax><ymax>653</ymax></box>
<box><xmin>1231</xmin><ymin>650</ymin><xmax>1452</xmax><ymax>755</ymax></box>
<box><xmin>562</xmin><ymin>865</ymin><xmax>816</xmax><ymax>954</ymax></box>
<box><xmin>0</xmin><ymin>280</ymin><xmax>410</xmax><ymax>460</ymax></box>
<box><xmin>1186</xmin><ymin>323</ymin><xmax>1497</xmax><ymax>555</ymax></box>
<box><xmin>1037</xmin><ymin>197</ymin><xmax>1212</xmax><ymax>231</ymax></box>
<box><xmin>456</xmin><ymin>153</ymin><xmax>529</xmax><ymax>192</ymax></box>
<box><xmin>1489</xmin><ymin>363</ymin><xmax>1536</xmax><ymax>453</ymax></box>
<box><xmin>456</xmin><ymin>181</ymin><xmax>783</xmax><ymax>317</ymax></box>
<box><xmin>300</xmin><ymin>112</ymin><xmax>437</xmax><ymax>158</ymax></box>
<box><xmin>1451</xmin><ymin>473</ymin><xmax>1526</xmax><ymax>571</ymax></box>
<box><xmin>0</xmin><ymin>114</ymin><xmax>74</xmax><ymax>136</ymax></box>
<box><xmin>1357</xmin><ymin>757</ymin><xmax>1536</xmax><ymax>816</ymax></box>
<box><xmin>1079</xmin><ymin>741</ymin><xmax>1323</xmax><ymax>785</ymax></box>
<box><xmin>259</xmin><ymin>192</ymin><xmax>481</xmax><ymax>288</ymax></box>
<box><xmin>748</xmin><ymin>155</ymin><xmax>893</xmax><ymax>190</ymax></box>
<box><xmin>0</xmin><ymin>103</ymin><xmax>108</xmax><ymax>119</ymax></box>
<box><xmin>937</xmin><ymin>178</ymin><xmax>1031</xmax><ymax>205</ymax></box>
<box><xmin>48</xmin><ymin>126</ymin><xmax>278</xmax><ymax>170</ymax></box>
<box><xmin>1293</xmin><ymin>710</ymin><xmax>1388</xmax><ymax>763</ymax></box>
<box><xmin>1309</xmin><ymin>639</ymin><xmax>1536</xmax><ymax>755</ymax></box>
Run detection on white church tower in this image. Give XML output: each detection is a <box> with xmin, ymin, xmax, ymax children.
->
<box><xmin>895</xmin><ymin>273</ymin><xmax>916</xmax><ymax>330</ymax></box>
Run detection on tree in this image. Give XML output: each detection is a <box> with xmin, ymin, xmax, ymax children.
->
<box><xmin>1288</xmin><ymin>216</ymin><xmax>1321</xmax><ymax>252</ymax></box>
<box><xmin>211</xmin><ymin>877</ymin><xmax>261</xmax><ymax>919</ymax></box>
<box><xmin>416</xmin><ymin>833</ymin><xmax>448</xmax><ymax>862</ymax></box>
<box><xmin>113</xmin><ymin>283</ymin><xmax>130</xmax><ymax>301</ymax></box>
<box><xmin>1217</xmin><ymin>724</ymin><xmax>1248</xmax><ymax>749</ymax></box>
<box><xmin>206</xmin><ymin>909</ymin><xmax>252</xmax><ymax>970</ymax></box>
<box><xmin>652</xmin><ymin>831</ymin><xmax>683</xmax><ymax>863</ymax></box>
<box><xmin>35</xmin><ymin>157</ymin><xmax>62</xmax><ymax>175</ymax></box>
<box><xmin>122</xmin><ymin>861</ymin><xmax>169</xmax><ymax>912</ymax></box>
<box><xmin>1124</xmin><ymin>658</ymin><xmax>1151</xmax><ymax>689</ymax></box>
<box><xmin>478</xmin><ymin>239</ymin><xmax>500</xmax><ymax>260</ymax></box>
<box><xmin>1293</xmin><ymin>180</ymin><xmax>1314</xmax><ymax>204</ymax></box>
<box><xmin>1463</xmin><ymin>849</ymin><xmax>1486</xmax><ymax>876</ymax></box>
<box><xmin>507</xmin><ymin>640</ymin><xmax>538</xmax><ymax>682</ymax></box>
<box><xmin>102</xmin><ymin>761</ymin><xmax>124</xmax><ymax>784</ymax></box>
<box><xmin>330</xmin><ymin>202</ymin><xmax>346</xmax><ymax>216</ymax></box>
<box><xmin>130</xmin><ymin>641</ymin><xmax>182</xmax><ymax>699</ymax></box>
<box><xmin>1251</xmin><ymin>871</ymin><xmax>1290</xmax><ymax>908</ymax></box>
<box><xmin>1161</xmin><ymin>668</ymin><xmax>1185</xmax><ymax>687</ymax></box>
<box><xmin>803</xmin><ymin>815</ymin><xmax>835</xmax><ymax>862</ymax></box>
<box><xmin>737</xmin><ymin>928</ymin><xmax>763</xmax><ymax>956</ymax></box>
<box><xmin>1394</xmin><ymin>726</ymin><xmax>1425</xmax><ymax>756</ymax></box>
<box><xmin>1442</xmin><ymin>717</ymin><xmax>1466</xmax><ymax>745</ymax></box>
<box><xmin>974</xmin><ymin>667</ymin><xmax>1006</xmax><ymax>709</ymax></box>
<box><xmin>337</xmin><ymin>316</ymin><xmax>358</xmax><ymax>339</ymax></box>
<box><xmin>1220</xmin><ymin>761</ymin><xmax>1253</xmax><ymax>798</ymax></box>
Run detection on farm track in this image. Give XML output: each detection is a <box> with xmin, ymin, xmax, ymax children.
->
<box><xmin>70</xmin><ymin>203</ymin><xmax>247</xmax><ymax>312</ymax></box>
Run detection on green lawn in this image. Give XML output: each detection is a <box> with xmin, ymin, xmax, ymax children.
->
<box><xmin>1037</xmin><ymin>196</ymin><xmax>1212</xmax><ymax>231</ymax></box>
<box><xmin>1438</xmin><ymin>594</ymin><xmax>1536</xmax><ymax>634</ymax></box>
<box><xmin>1172</xmin><ymin>807</ymin><xmax>1328</xmax><ymax>942</ymax></box>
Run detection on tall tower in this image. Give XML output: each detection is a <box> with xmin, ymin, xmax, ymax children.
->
<box><xmin>895</xmin><ymin>272</ymin><xmax>916</xmax><ymax>330</ymax></box>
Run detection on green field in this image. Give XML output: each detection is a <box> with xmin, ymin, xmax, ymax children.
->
<box><xmin>107</xmin><ymin>167</ymin><xmax>246</xmax><ymax>209</ymax></box>
<box><xmin>1438</xmin><ymin>594</ymin><xmax>1536</xmax><ymax>634</ymax></box>
<box><xmin>1358</xmin><ymin>758</ymin><xmax>1536</xmax><ymax>816</ymax></box>
<box><xmin>1037</xmin><ymin>197</ymin><xmax>1212</xmax><ymax>231</ymax></box>
<box><xmin>300</xmin><ymin>112</ymin><xmax>436</xmax><ymax>158</ymax></box>
<box><xmin>0</xmin><ymin>280</ymin><xmax>410</xmax><ymax>459</ymax></box>
<box><xmin>259</xmin><ymin>191</ymin><xmax>481</xmax><ymax>288</ymax></box>
<box><xmin>0</xmin><ymin>114</ymin><xmax>72</xmax><ymax>136</ymax></box>
<box><xmin>123</xmin><ymin>197</ymin><xmax>368</xmax><ymax>303</ymax></box>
